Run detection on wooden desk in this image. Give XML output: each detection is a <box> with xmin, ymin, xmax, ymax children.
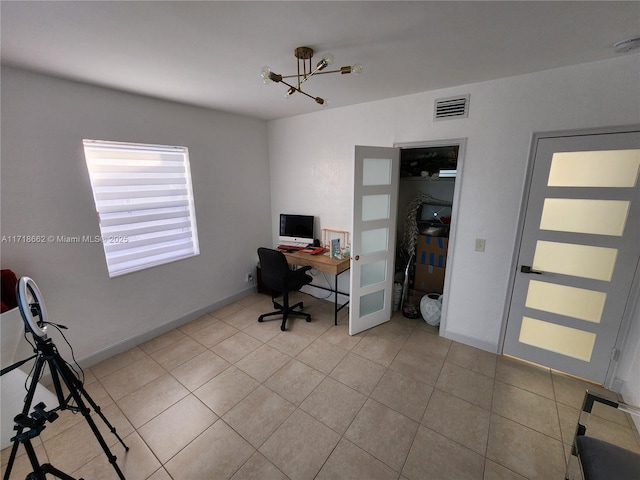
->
<box><xmin>283</xmin><ymin>251</ymin><xmax>350</xmax><ymax>325</ymax></box>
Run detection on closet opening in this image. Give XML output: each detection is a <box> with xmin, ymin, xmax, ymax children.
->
<box><xmin>394</xmin><ymin>140</ymin><xmax>463</xmax><ymax>328</ymax></box>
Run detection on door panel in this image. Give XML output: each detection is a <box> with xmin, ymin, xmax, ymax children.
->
<box><xmin>518</xmin><ymin>317</ymin><xmax>596</xmax><ymax>362</ymax></box>
<box><xmin>525</xmin><ymin>280</ymin><xmax>606</xmax><ymax>323</ymax></box>
<box><xmin>350</xmin><ymin>146</ymin><xmax>400</xmax><ymax>335</ymax></box>
<box><xmin>504</xmin><ymin>130</ymin><xmax>640</xmax><ymax>384</ymax></box>
<box><xmin>539</xmin><ymin>198</ymin><xmax>630</xmax><ymax>236</ymax></box>
<box><xmin>362</xmin><ymin>194</ymin><xmax>391</xmax><ymax>221</ymax></box>
<box><xmin>547</xmin><ymin>149</ymin><xmax>639</xmax><ymax>187</ymax></box>
<box><xmin>532</xmin><ymin>240</ymin><xmax>618</xmax><ymax>281</ymax></box>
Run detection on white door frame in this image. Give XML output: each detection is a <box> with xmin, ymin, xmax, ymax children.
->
<box><xmin>395</xmin><ymin>138</ymin><xmax>467</xmax><ymax>336</ymax></box>
<box><xmin>500</xmin><ymin>125</ymin><xmax>640</xmax><ymax>389</ymax></box>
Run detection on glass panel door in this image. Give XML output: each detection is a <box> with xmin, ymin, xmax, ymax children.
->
<box><xmin>350</xmin><ymin>146</ymin><xmax>400</xmax><ymax>335</ymax></box>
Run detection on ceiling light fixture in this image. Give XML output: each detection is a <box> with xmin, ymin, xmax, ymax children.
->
<box><xmin>261</xmin><ymin>46</ymin><xmax>362</xmax><ymax>106</ymax></box>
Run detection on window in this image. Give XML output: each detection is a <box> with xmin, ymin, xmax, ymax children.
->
<box><xmin>83</xmin><ymin>140</ymin><xmax>199</xmax><ymax>277</ymax></box>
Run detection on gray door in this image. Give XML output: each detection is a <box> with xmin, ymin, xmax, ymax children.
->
<box><xmin>504</xmin><ymin>129</ymin><xmax>640</xmax><ymax>384</ymax></box>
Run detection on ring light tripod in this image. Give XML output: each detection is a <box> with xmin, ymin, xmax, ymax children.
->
<box><xmin>2</xmin><ymin>277</ymin><xmax>129</xmax><ymax>480</ymax></box>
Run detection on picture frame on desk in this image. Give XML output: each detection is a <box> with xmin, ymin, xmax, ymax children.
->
<box><xmin>322</xmin><ymin>228</ymin><xmax>350</xmax><ymax>259</ymax></box>
<box><xmin>330</xmin><ymin>238</ymin><xmax>341</xmax><ymax>259</ymax></box>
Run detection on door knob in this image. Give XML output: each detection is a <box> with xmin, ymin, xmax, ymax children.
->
<box><xmin>520</xmin><ymin>265</ymin><xmax>543</xmax><ymax>274</ymax></box>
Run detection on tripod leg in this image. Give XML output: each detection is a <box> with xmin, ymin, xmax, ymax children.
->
<box><xmin>3</xmin><ymin>428</ymin><xmax>24</xmax><ymax>480</ymax></box>
<box><xmin>47</xmin><ymin>355</ymin><xmax>127</xmax><ymax>480</ymax></box>
<box><xmin>48</xmin><ymin>361</ymin><xmax>71</xmax><ymax>408</ymax></box>
<box><xmin>72</xmin><ymin>380</ymin><xmax>128</xmax><ymax>450</ymax></box>
<box><xmin>2</xmin><ymin>356</ymin><xmax>48</xmax><ymax>480</ymax></box>
<box><xmin>21</xmin><ymin>438</ymin><xmax>45</xmax><ymax>480</ymax></box>
<box><xmin>55</xmin><ymin>358</ymin><xmax>129</xmax><ymax>450</ymax></box>
<box><xmin>22</xmin><ymin>438</ymin><xmax>82</xmax><ymax>480</ymax></box>
<box><xmin>41</xmin><ymin>464</ymin><xmax>83</xmax><ymax>480</ymax></box>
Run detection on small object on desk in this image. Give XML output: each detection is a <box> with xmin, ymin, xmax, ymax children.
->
<box><xmin>300</xmin><ymin>247</ymin><xmax>326</xmax><ymax>255</ymax></box>
<box><xmin>277</xmin><ymin>244</ymin><xmax>305</xmax><ymax>252</ymax></box>
<box><xmin>330</xmin><ymin>238</ymin><xmax>341</xmax><ymax>259</ymax></box>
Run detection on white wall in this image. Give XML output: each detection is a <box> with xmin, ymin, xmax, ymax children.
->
<box><xmin>268</xmin><ymin>55</ymin><xmax>640</xmax><ymax>384</ymax></box>
<box><xmin>2</xmin><ymin>55</ymin><xmax>638</xmax><ymax>396</ymax></box>
<box><xmin>1</xmin><ymin>67</ymin><xmax>272</xmax><ymax>364</ymax></box>
<box><xmin>618</xmin><ymin>290</ymin><xmax>640</xmax><ymax>427</ymax></box>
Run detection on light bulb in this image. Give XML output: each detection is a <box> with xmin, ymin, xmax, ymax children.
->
<box><xmin>261</xmin><ymin>66</ymin><xmax>272</xmax><ymax>83</ymax></box>
<box><xmin>285</xmin><ymin>87</ymin><xmax>296</xmax><ymax>98</ymax></box>
<box><xmin>351</xmin><ymin>64</ymin><xmax>363</xmax><ymax>74</ymax></box>
<box><xmin>317</xmin><ymin>53</ymin><xmax>334</xmax><ymax>71</ymax></box>
<box><xmin>322</xmin><ymin>53</ymin><xmax>334</xmax><ymax>65</ymax></box>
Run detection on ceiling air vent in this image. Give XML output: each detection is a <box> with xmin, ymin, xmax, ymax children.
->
<box><xmin>434</xmin><ymin>94</ymin><xmax>470</xmax><ymax>121</ymax></box>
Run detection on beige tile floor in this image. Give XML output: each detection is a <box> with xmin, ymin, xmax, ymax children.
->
<box><xmin>2</xmin><ymin>292</ymin><xmax>639</xmax><ymax>479</ymax></box>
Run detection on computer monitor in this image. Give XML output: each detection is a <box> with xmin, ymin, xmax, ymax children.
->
<box><xmin>279</xmin><ymin>214</ymin><xmax>314</xmax><ymax>246</ymax></box>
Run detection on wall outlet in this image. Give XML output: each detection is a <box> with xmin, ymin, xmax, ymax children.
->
<box><xmin>246</xmin><ymin>273</ymin><xmax>253</xmax><ymax>283</ymax></box>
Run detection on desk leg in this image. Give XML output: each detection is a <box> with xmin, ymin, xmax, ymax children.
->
<box><xmin>332</xmin><ymin>269</ymin><xmax>350</xmax><ymax>326</ymax></box>
<box><xmin>334</xmin><ymin>273</ymin><xmax>338</xmax><ymax>326</ymax></box>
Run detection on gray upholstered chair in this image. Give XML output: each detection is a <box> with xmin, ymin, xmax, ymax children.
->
<box><xmin>566</xmin><ymin>390</ymin><xmax>640</xmax><ymax>480</ymax></box>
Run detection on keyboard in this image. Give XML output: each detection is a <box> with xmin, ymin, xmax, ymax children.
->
<box><xmin>300</xmin><ymin>246</ymin><xmax>326</xmax><ymax>255</ymax></box>
<box><xmin>277</xmin><ymin>244</ymin><xmax>306</xmax><ymax>251</ymax></box>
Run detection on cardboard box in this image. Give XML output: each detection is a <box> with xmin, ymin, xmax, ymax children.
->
<box><xmin>416</xmin><ymin>235</ymin><xmax>448</xmax><ymax>268</ymax></box>
<box><xmin>414</xmin><ymin>264</ymin><xmax>446</xmax><ymax>294</ymax></box>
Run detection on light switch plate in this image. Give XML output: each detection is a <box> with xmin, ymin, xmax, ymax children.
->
<box><xmin>475</xmin><ymin>238</ymin><xmax>486</xmax><ymax>252</ymax></box>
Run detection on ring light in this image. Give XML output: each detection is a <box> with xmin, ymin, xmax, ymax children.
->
<box><xmin>17</xmin><ymin>277</ymin><xmax>48</xmax><ymax>338</ymax></box>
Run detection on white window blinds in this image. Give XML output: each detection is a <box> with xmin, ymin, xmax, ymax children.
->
<box><xmin>83</xmin><ymin>140</ymin><xmax>199</xmax><ymax>277</ymax></box>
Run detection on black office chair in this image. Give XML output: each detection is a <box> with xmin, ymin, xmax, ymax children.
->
<box><xmin>257</xmin><ymin>247</ymin><xmax>313</xmax><ymax>331</ymax></box>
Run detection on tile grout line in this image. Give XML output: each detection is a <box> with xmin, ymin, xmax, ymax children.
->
<box><xmin>10</xmin><ymin>295</ymin><xmax>634</xmax><ymax>479</ymax></box>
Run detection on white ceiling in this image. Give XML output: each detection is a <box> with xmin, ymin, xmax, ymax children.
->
<box><xmin>2</xmin><ymin>1</ymin><xmax>638</xmax><ymax>120</ymax></box>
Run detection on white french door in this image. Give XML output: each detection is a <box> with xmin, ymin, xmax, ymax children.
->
<box><xmin>504</xmin><ymin>129</ymin><xmax>640</xmax><ymax>384</ymax></box>
<box><xmin>349</xmin><ymin>146</ymin><xmax>400</xmax><ymax>335</ymax></box>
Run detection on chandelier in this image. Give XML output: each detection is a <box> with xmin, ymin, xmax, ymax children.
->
<box><xmin>261</xmin><ymin>46</ymin><xmax>363</xmax><ymax>106</ymax></box>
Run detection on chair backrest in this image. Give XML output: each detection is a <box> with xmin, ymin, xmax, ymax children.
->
<box><xmin>258</xmin><ymin>248</ymin><xmax>292</xmax><ymax>292</ymax></box>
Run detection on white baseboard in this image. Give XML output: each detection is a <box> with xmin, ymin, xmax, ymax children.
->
<box><xmin>611</xmin><ymin>377</ymin><xmax>625</xmax><ymax>395</ymax></box>
<box><xmin>620</xmin><ymin>380</ymin><xmax>640</xmax><ymax>433</ymax></box>
<box><xmin>441</xmin><ymin>329</ymin><xmax>500</xmax><ymax>354</ymax></box>
<box><xmin>73</xmin><ymin>286</ymin><xmax>255</xmax><ymax>371</ymax></box>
